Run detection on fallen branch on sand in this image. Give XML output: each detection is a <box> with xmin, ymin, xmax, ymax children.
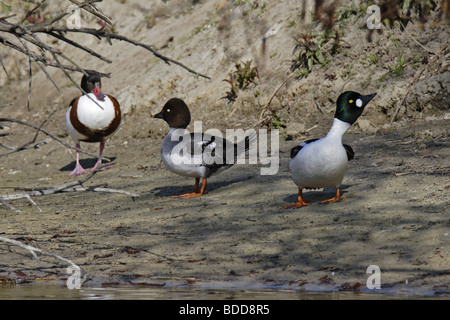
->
<box><xmin>0</xmin><ymin>235</ymin><xmax>79</xmax><ymax>268</ymax></box>
<box><xmin>0</xmin><ymin>166</ymin><xmax>140</xmax><ymax>213</ymax></box>
<box><xmin>0</xmin><ymin>234</ymin><xmax>86</xmax><ymax>286</ymax></box>
<box><xmin>0</xmin><ymin>116</ymin><xmax>104</xmax><ymax>160</ymax></box>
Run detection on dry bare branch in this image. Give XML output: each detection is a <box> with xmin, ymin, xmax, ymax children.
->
<box><xmin>0</xmin><ymin>164</ymin><xmax>140</xmax><ymax>212</ymax></box>
<box><xmin>256</xmin><ymin>70</ymin><xmax>297</xmax><ymax>127</ymax></box>
<box><xmin>0</xmin><ymin>116</ymin><xmax>105</xmax><ymax>160</ymax></box>
<box><xmin>0</xmin><ymin>235</ymin><xmax>79</xmax><ymax>268</ymax></box>
<box><xmin>0</xmin><ymin>0</ymin><xmax>210</xmax><ymax>103</ymax></box>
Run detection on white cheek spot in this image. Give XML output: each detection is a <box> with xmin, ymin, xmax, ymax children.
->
<box><xmin>356</xmin><ymin>99</ymin><xmax>363</xmax><ymax>107</ymax></box>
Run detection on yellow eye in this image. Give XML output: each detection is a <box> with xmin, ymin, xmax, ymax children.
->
<box><xmin>349</xmin><ymin>100</ymin><xmax>353</xmax><ymax>103</ymax></box>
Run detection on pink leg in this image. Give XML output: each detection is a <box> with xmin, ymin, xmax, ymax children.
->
<box><xmin>69</xmin><ymin>143</ymin><xmax>88</xmax><ymax>176</ymax></box>
<box><xmin>91</xmin><ymin>141</ymin><xmax>114</xmax><ymax>171</ymax></box>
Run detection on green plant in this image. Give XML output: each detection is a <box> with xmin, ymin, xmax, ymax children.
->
<box><xmin>368</xmin><ymin>54</ymin><xmax>378</xmax><ymax>65</ymax></box>
<box><xmin>361</xmin><ymin>69</ymin><xmax>375</xmax><ymax>89</ymax></box>
<box><xmin>222</xmin><ymin>60</ymin><xmax>261</xmax><ymax>102</ymax></box>
<box><xmin>269</xmin><ymin>111</ymin><xmax>286</xmax><ymax>130</ymax></box>
<box><xmin>388</xmin><ymin>55</ymin><xmax>407</xmax><ymax>77</ymax></box>
<box><xmin>291</xmin><ymin>28</ymin><xmax>341</xmax><ymax>75</ymax></box>
<box><xmin>336</xmin><ymin>2</ymin><xmax>367</xmax><ymax>27</ymax></box>
<box><xmin>192</xmin><ymin>24</ymin><xmax>208</xmax><ymax>35</ymax></box>
<box><xmin>340</xmin><ymin>63</ymin><xmax>355</xmax><ymax>79</ymax></box>
<box><xmin>0</xmin><ymin>1</ymin><xmax>11</xmax><ymax>12</ymax></box>
<box><xmin>261</xmin><ymin>110</ymin><xmax>286</xmax><ymax>131</ymax></box>
<box><xmin>390</xmin><ymin>37</ymin><xmax>400</xmax><ymax>47</ymax></box>
<box><xmin>233</xmin><ymin>0</ymin><xmax>260</xmax><ymax>10</ymax></box>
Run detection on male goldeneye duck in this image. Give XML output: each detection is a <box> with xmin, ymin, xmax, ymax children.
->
<box><xmin>283</xmin><ymin>91</ymin><xmax>376</xmax><ymax>209</ymax></box>
<box><xmin>153</xmin><ymin>98</ymin><xmax>255</xmax><ymax>198</ymax></box>
<box><xmin>65</xmin><ymin>71</ymin><xmax>121</xmax><ymax>176</ymax></box>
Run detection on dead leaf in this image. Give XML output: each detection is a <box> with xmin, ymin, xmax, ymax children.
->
<box><xmin>14</xmin><ymin>271</ymin><xmax>27</xmax><ymax>277</ymax></box>
<box><xmin>339</xmin><ymin>282</ymin><xmax>365</xmax><ymax>291</ymax></box>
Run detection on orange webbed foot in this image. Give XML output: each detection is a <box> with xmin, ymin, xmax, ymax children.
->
<box><xmin>173</xmin><ymin>192</ymin><xmax>204</xmax><ymax>199</ymax></box>
<box><xmin>174</xmin><ymin>178</ymin><xmax>207</xmax><ymax>199</ymax></box>
<box><xmin>320</xmin><ymin>187</ymin><xmax>344</xmax><ymax>204</ymax></box>
<box><xmin>282</xmin><ymin>200</ymin><xmax>309</xmax><ymax>209</ymax></box>
<box><xmin>282</xmin><ymin>188</ymin><xmax>309</xmax><ymax>209</ymax></box>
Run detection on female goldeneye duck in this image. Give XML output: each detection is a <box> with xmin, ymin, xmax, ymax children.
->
<box><xmin>65</xmin><ymin>71</ymin><xmax>121</xmax><ymax>176</ymax></box>
<box><xmin>153</xmin><ymin>98</ymin><xmax>256</xmax><ymax>198</ymax></box>
<box><xmin>283</xmin><ymin>91</ymin><xmax>376</xmax><ymax>209</ymax></box>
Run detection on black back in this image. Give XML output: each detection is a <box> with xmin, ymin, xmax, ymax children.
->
<box><xmin>290</xmin><ymin>139</ymin><xmax>354</xmax><ymax>161</ymax></box>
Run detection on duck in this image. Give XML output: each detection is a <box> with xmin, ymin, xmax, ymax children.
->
<box><xmin>65</xmin><ymin>71</ymin><xmax>121</xmax><ymax>176</ymax></box>
<box><xmin>283</xmin><ymin>91</ymin><xmax>376</xmax><ymax>209</ymax></box>
<box><xmin>153</xmin><ymin>98</ymin><xmax>255</xmax><ymax>198</ymax></box>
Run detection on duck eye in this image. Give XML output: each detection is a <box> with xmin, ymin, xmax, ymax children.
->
<box><xmin>349</xmin><ymin>100</ymin><xmax>353</xmax><ymax>104</ymax></box>
<box><xmin>356</xmin><ymin>99</ymin><xmax>363</xmax><ymax>107</ymax></box>
<box><xmin>166</xmin><ymin>108</ymin><xmax>171</xmax><ymax>113</ymax></box>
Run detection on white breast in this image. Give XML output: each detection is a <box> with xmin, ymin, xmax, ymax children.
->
<box><xmin>290</xmin><ymin>139</ymin><xmax>348</xmax><ymax>188</ymax></box>
<box><xmin>76</xmin><ymin>93</ymin><xmax>116</xmax><ymax>130</ymax></box>
<box><xmin>289</xmin><ymin>119</ymin><xmax>351</xmax><ymax>189</ymax></box>
<box><xmin>161</xmin><ymin>129</ymin><xmax>206</xmax><ymax>178</ymax></box>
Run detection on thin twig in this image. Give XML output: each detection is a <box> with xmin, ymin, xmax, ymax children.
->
<box><xmin>390</xmin><ymin>43</ymin><xmax>449</xmax><ymax>123</ymax></box>
<box><xmin>0</xmin><ymin>52</ymin><xmax>8</xmax><ymax>75</ymax></box>
<box><xmin>48</xmin><ymin>31</ymin><xmax>112</xmax><ymax>63</ymax></box>
<box><xmin>314</xmin><ymin>99</ymin><xmax>325</xmax><ymax>114</ymax></box>
<box><xmin>0</xmin><ymin>199</ymin><xmax>20</xmax><ymax>212</ymax></box>
<box><xmin>390</xmin><ymin>64</ymin><xmax>427</xmax><ymax>123</ymax></box>
<box><xmin>69</xmin><ymin>0</ymin><xmax>112</xmax><ymax>26</ymax></box>
<box><xmin>258</xmin><ymin>70</ymin><xmax>296</xmax><ymax>121</ymax></box>
<box><xmin>1</xmin><ymin>34</ymin><xmax>109</xmax><ymax>77</ymax></box>
<box><xmin>0</xmin><ymin>1</ymin><xmax>210</xmax><ymax>81</ymax></box>
<box><xmin>0</xmin><ymin>111</ymin><xmax>55</xmax><ymax>157</ymax></box>
<box><xmin>0</xmin><ymin>235</ymin><xmax>79</xmax><ymax>268</ymax></box>
<box><xmin>399</xmin><ymin>21</ymin><xmax>437</xmax><ymax>55</ymax></box>
<box><xmin>12</xmin><ymin>31</ymin><xmax>34</xmax><ymax>109</ymax></box>
<box><xmin>21</xmin><ymin>0</ymin><xmax>44</xmax><ymax>24</ymax></box>
<box><xmin>61</xmin><ymin>186</ymin><xmax>140</xmax><ymax>198</ymax></box>
<box><xmin>0</xmin><ymin>165</ymin><xmax>140</xmax><ymax>212</ymax></box>
<box><xmin>0</xmin><ymin>117</ymin><xmax>105</xmax><ymax>160</ymax></box>
<box><xmin>35</xmin><ymin>25</ymin><xmax>211</xmax><ymax>79</ymax></box>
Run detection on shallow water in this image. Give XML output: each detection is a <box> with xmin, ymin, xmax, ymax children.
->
<box><xmin>0</xmin><ymin>283</ymin><xmax>447</xmax><ymax>300</ymax></box>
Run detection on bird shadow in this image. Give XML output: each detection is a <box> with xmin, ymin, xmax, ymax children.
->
<box><xmin>282</xmin><ymin>184</ymin><xmax>351</xmax><ymax>205</ymax></box>
<box><xmin>152</xmin><ymin>176</ymin><xmax>251</xmax><ymax>198</ymax></box>
<box><xmin>60</xmin><ymin>157</ymin><xmax>116</xmax><ymax>172</ymax></box>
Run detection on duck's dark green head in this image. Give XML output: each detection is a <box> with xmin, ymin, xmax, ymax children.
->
<box><xmin>334</xmin><ymin>91</ymin><xmax>376</xmax><ymax>125</ymax></box>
